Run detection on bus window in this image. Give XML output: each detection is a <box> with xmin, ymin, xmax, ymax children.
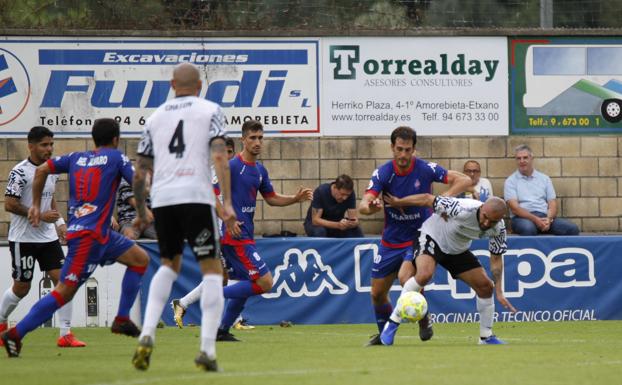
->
<box><xmin>587</xmin><ymin>47</ymin><xmax>622</xmax><ymax>75</ymax></box>
<box><xmin>533</xmin><ymin>47</ymin><xmax>585</xmax><ymax>75</ymax></box>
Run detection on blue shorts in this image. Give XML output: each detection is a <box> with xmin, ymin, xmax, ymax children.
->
<box><xmin>222</xmin><ymin>243</ymin><xmax>270</xmax><ymax>281</ymax></box>
<box><xmin>61</xmin><ymin>231</ymin><xmax>134</xmax><ymax>286</ymax></box>
<box><xmin>371</xmin><ymin>244</ymin><xmax>413</xmax><ymax>279</ymax></box>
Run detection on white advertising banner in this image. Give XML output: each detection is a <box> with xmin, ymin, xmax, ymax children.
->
<box><xmin>0</xmin><ymin>37</ymin><xmax>320</xmax><ymax>137</ymax></box>
<box><xmin>322</xmin><ymin>37</ymin><xmax>508</xmax><ymax>136</ymax></box>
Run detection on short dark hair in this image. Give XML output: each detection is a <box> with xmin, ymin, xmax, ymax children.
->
<box><xmin>225</xmin><ymin>137</ymin><xmax>235</xmax><ymax>150</ymax></box>
<box><xmin>333</xmin><ymin>174</ymin><xmax>354</xmax><ymax>191</ymax></box>
<box><xmin>92</xmin><ymin>118</ymin><xmax>120</xmax><ymax>147</ymax></box>
<box><xmin>241</xmin><ymin>120</ymin><xmax>263</xmax><ymax>137</ymax></box>
<box><xmin>390</xmin><ymin>126</ymin><xmax>417</xmax><ymax>146</ymax></box>
<box><xmin>27</xmin><ymin>126</ymin><xmax>54</xmax><ymax>144</ymax></box>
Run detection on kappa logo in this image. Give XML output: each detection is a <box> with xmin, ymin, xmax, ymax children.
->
<box><xmin>329</xmin><ymin>45</ymin><xmax>360</xmax><ymax>80</ymax></box>
<box><xmin>0</xmin><ymin>49</ymin><xmax>31</xmax><ymax>126</ymax></box>
<box><xmin>263</xmin><ymin>248</ymin><xmax>348</xmax><ymax>298</ymax></box>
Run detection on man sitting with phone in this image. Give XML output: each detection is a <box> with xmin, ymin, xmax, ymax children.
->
<box><xmin>303</xmin><ymin>174</ymin><xmax>364</xmax><ymax>238</ymax></box>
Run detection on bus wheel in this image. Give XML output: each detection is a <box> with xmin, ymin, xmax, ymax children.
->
<box><xmin>601</xmin><ymin>99</ymin><xmax>622</xmax><ymax>123</ymax></box>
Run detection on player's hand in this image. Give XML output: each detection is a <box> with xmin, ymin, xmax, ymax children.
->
<box><xmin>56</xmin><ymin>224</ymin><xmax>67</xmax><ymax>245</ymax></box>
<box><xmin>496</xmin><ymin>289</ymin><xmax>517</xmax><ymax>313</ymax></box>
<box><xmin>369</xmin><ymin>197</ymin><xmax>383</xmax><ymax>212</ymax></box>
<box><xmin>28</xmin><ymin>206</ymin><xmax>41</xmax><ymax>227</ymax></box>
<box><xmin>221</xmin><ymin>203</ymin><xmax>239</xmax><ymax>237</ymax></box>
<box><xmin>111</xmin><ymin>216</ymin><xmax>120</xmax><ymax>231</ymax></box>
<box><xmin>295</xmin><ymin>186</ymin><xmax>313</xmax><ymax>202</ymax></box>
<box><xmin>41</xmin><ymin>209</ymin><xmax>61</xmax><ymax>223</ymax></box>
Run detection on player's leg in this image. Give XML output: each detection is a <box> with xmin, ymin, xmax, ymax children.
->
<box><xmin>454</xmin><ymin>251</ymin><xmax>504</xmax><ymax>344</ymax></box>
<box><xmin>184</xmin><ymin>203</ymin><xmax>224</xmax><ymax>371</ymax></box>
<box><xmin>0</xmin><ymin>242</ymin><xmax>36</xmax><ymax>340</ymax></box>
<box><xmin>218</xmin><ymin>244</ymin><xmax>271</xmax><ymax>342</ymax></box>
<box><xmin>2</xmin><ymin>236</ymin><xmax>98</xmax><ymax>357</ymax></box>
<box><xmin>133</xmin><ymin>205</ymin><xmax>183</xmax><ymax>370</ymax></box>
<box><xmin>110</xmin><ymin>232</ymin><xmax>149</xmax><ymax>337</ymax></box>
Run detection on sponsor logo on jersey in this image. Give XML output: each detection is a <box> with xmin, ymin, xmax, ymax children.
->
<box><xmin>74</xmin><ymin>203</ymin><xmax>98</xmax><ymax>218</ymax></box>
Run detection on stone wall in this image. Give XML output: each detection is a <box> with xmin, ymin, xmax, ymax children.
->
<box><xmin>0</xmin><ymin>135</ymin><xmax>620</xmax><ymax>238</ymax></box>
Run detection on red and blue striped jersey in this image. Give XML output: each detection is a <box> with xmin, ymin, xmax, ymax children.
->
<box><xmin>366</xmin><ymin>157</ymin><xmax>448</xmax><ymax>248</ymax></box>
<box><xmin>47</xmin><ymin>148</ymin><xmax>133</xmax><ymax>243</ymax></box>
<box><xmin>221</xmin><ymin>154</ymin><xmax>275</xmax><ymax>245</ymax></box>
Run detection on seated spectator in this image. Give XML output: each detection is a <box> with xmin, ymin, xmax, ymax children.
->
<box><xmin>116</xmin><ymin>179</ymin><xmax>156</xmax><ymax>240</ymax></box>
<box><xmin>304</xmin><ymin>174</ymin><xmax>364</xmax><ymax>238</ymax></box>
<box><xmin>504</xmin><ymin>144</ymin><xmax>579</xmax><ymax>235</ymax></box>
<box><xmin>457</xmin><ymin>160</ymin><xmax>493</xmax><ymax>201</ymax></box>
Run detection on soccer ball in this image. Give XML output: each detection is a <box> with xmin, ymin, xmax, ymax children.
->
<box><xmin>396</xmin><ymin>291</ymin><xmax>428</xmax><ymax>322</ymax></box>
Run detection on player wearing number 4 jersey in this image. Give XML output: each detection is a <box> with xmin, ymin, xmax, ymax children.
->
<box><xmin>132</xmin><ymin>63</ymin><xmax>236</xmax><ymax>372</ymax></box>
<box><xmin>2</xmin><ymin>119</ymin><xmax>150</xmax><ymax>358</ymax></box>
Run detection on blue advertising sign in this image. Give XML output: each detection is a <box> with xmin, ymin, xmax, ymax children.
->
<box><xmin>139</xmin><ymin>236</ymin><xmax>622</xmax><ymax>325</ymax></box>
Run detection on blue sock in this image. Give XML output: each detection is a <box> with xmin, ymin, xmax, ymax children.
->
<box><xmin>223</xmin><ymin>281</ymin><xmax>259</xmax><ymax>299</ymax></box>
<box><xmin>220</xmin><ymin>298</ymin><xmax>247</xmax><ymax>331</ymax></box>
<box><xmin>374</xmin><ymin>303</ymin><xmax>393</xmax><ymax>333</ymax></box>
<box><xmin>16</xmin><ymin>292</ymin><xmax>63</xmax><ymax>338</ymax></box>
<box><xmin>117</xmin><ymin>267</ymin><xmax>144</xmax><ymax>318</ymax></box>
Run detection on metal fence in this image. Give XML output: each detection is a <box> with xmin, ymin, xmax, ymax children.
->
<box><xmin>1</xmin><ymin>0</ymin><xmax>621</xmax><ymax>31</ymax></box>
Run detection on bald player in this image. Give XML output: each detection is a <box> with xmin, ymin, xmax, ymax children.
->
<box><xmin>132</xmin><ymin>63</ymin><xmax>236</xmax><ymax>371</ymax></box>
<box><xmin>378</xmin><ymin>194</ymin><xmax>516</xmax><ymax>346</ymax></box>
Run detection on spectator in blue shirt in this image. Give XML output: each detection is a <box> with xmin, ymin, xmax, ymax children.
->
<box><xmin>504</xmin><ymin>144</ymin><xmax>579</xmax><ymax>236</ymax></box>
<box><xmin>304</xmin><ymin>174</ymin><xmax>364</xmax><ymax>238</ymax></box>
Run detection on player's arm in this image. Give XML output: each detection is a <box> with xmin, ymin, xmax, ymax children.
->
<box><xmin>133</xmin><ymin>155</ymin><xmax>153</xmax><ymax>223</ymax></box>
<box><xmin>211</xmin><ymin>137</ymin><xmax>236</xmax><ymax>232</ymax></box>
<box><xmin>358</xmin><ymin>191</ymin><xmax>383</xmax><ymax>215</ymax></box>
<box><xmin>27</xmin><ymin>161</ymin><xmax>53</xmax><ymax>227</ymax></box>
<box><xmin>490</xmin><ymin>253</ymin><xmax>517</xmax><ymax>313</ymax></box>
<box><xmin>441</xmin><ymin>170</ymin><xmax>473</xmax><ymax>197</ymax></box>
<box><xmin>51</xmin><ymin>197</ymin><xmax>67</xmax><ymax>243</ymax></box>
<box><xmin>383</xmin><ymin>192</ymin><xmax>435</xmax><ymax>208</ymax></box>
<box><xmin>4</xmin><ymin>196</ymin><xmax>29</xmax><ymax>217</ymax></box>
<box><xmin>264</xmin><ymin>187</ymin><xmax>313</xmax><ymax>207</ymax></box>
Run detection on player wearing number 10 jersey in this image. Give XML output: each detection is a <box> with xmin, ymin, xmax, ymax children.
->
<box><xmin>2</xmin><ymin>119</ymin><xmax>150</xmax><ymax>358</ymax></box>
<box><xmin>132</xmin><ymin>63</ymin><xmax>236</xmax><ymax>372</ymax></box>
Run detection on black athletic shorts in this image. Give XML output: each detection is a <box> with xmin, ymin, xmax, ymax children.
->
<box><xmin>413</xmin><ymin>233</ymin><xmax>482</xmax><ymax>278</ymax></box>
<box><xmin>9</xmin><ymin>240</ymin><xmax>65</xmax><ymax>282</ymax></box>
<box><xmin>153</xmin><ymin>203</ymin><xmax>219</xmax><ymax>261</ymax></box>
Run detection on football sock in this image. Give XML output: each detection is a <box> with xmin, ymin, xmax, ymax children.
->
<box><xmin>477</xmin><ymin>296</ymin><xmax>494</xmax><ymax>339</ymax></box>
<box><xmin>139</xmin><ymin>265</ymin><xmax>178</xmax><ymax>341</ymax></box>
<box><xmin>374</xmin><ymin>303</ymin><xmax>393</xmax><ymax>333</ymax></box>
<box><xmin>401</xmin><ymin>277</ymin><xmax>423</xmax><ymax>294</ymax></box>
<box><xmin>15</xmin><ymin>290</ymin><xmax>65</xmax><ymax>339</ymax></box>
<box><xmin>0</xmin><ymin>287</ymin><xmax>21</xmax><ymax>323</ymax></box>
<box><xmin>220</xmin><ymin>298</ymin><xmax>247</xmax><ymax>331</ymax></box>
<box><xmin>223</xmin><ymin>280</ymin><xmax>263</xmax><ymax>299</ymax></box>
<box><xmin>117</xmin><ymin>266</ymin><xmax>145</xmax><ymax>318</ymax></box>
<box><xmin>200</xmin><ymin>274</ymin><xmax>224</xmax><ymax>359</ymax></box>
<box><xmin>57</xmin><ymin>301</ymin><xmax>73</xmax><ymax>336</ymax></box>
<box><xmin>180</xmin><ymin>282</ymin><xmax>203</xmax><ymax>309</ymax></box>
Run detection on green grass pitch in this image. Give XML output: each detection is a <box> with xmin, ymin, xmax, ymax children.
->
<box><xmin>2</xmin><ymin>321</ymin><xmax>621</xmax><ymax>385</ymax></box>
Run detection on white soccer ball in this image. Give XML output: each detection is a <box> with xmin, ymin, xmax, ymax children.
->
<box><xmin>396</xmin><ymin>291</ymin><xmax>428</xmax><ymax>322</ymax></box>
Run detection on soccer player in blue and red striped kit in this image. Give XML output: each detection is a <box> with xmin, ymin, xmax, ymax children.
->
<box><xmin>2</xmin><ymin>118</ymin><xmax>150</xmax><ymax>358</ymax></box>
<box><xmin>359</xmin><ymin>126</ymin><xmax>471</xmax><ymax>346</ymax></box>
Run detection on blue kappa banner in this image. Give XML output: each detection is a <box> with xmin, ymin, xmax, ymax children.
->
<box><xmin>139</xmin><ymin>236</ymin><xmax>622</xmax><ymax>325</ymax></box>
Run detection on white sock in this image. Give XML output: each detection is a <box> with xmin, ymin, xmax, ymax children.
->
<box><xmin>401</xmin><ymin>277</ymin><xmax>422</xmax><ymax>295</ymax></box>
<box><xmin>180</xmin><ymin>282</ymin><xmax>203</xmax><ymax>309</ymax></box>
<box><xmin>139</xmin><ymin>265</ymin><xmax>178</xmax><ymax>341</ymax></box>
<box><xmin>477</xmin><ymin>296</ymin><xmax>494</xmax><ymax>339</ymax></box>
<box><xmin>57</xmin><ymin>300</ymin><xmax>73</xmax><ymax>336</ymax></box>
<box><xmin>0</xmin><ymin>288</ymin><xmax>21</xmax><ymax>323</ymax></box>
<box><xmin>200</xmin><ymin>274</ymin><xmax>224</xmax><ymax>360</ymax></box>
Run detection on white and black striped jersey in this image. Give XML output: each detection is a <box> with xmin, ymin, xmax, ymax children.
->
<box><xmin>420</xmin><ymin>196</ymin><xmax>507</xmax><ymax>255</ymax></box>
<box><xmin>5</xmin><ymin>159</ymin><xmax>59</xmax><ymax>242</ymax></box>
<box><xmin>116</xmin><ymin>179</ymin><xmax>152</xmax><ymax>224</ymax></box>
<box><xmin>137</xmin><ymin>95</ymin><xmax>227</xmax><ymax>208</ymax></box>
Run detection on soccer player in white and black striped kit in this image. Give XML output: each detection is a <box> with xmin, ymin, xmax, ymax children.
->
<box><xmin>0</xmin><ymin>126</ymin><xmax>86</xmax><ymax>348</ymax></box>
<box><xmin>379</xmin><ymin>194</ymin><xmax>517</xmax><ymax>345</ymax></box>
<box><xmin>132</xmin><ymin>63</ymin><xmax>236</xmax><ymax>372</ymax></box>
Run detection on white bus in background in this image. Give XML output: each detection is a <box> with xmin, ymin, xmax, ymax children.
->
<box><xmin>523</xmin><ymin>45</ymin><xmax>622</xmax><ymax>123</ymax></box>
